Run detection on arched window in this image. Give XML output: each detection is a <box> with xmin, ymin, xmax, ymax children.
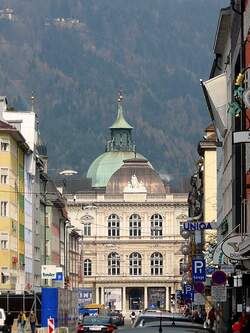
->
<box><xmin>129</xmin><ymin>252</ymin><xmax>142</xmax><ymax>276</ymax></box>
<box><xmin>179</xmin><ymin>258</ymin><xmax>184</xmax><ymax>275</ymax></box>
<box><xmin>129</xmin><ymin>214</ymin><xmax>141</xmax><ymax>238</ymax></box>
<box><xmin>151</xmin><ymin>252</ymin><xmax>163</xmax><ymax>275</ymax></box>
<box><xmin>151</xmin><ymin>214</ymin><xmax>163</xmax><ymax>238</ymax></box>
<box><xmin>108</xmin><ymin>214</ymin><xmax>120</xmax><ymax>237</ymax></box>
<box><xmin>108</xmin><ymin>252</ymin><xmax>120</xmax><ymax>275</ymax></box>
<box><xmin>84</xmin><ymin>259</ymin><xmax>92</xmax><ymax>276</ymax></box>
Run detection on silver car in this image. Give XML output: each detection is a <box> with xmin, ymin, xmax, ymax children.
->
<box><xmin>134</xmin><ymin>311</ymin><xmax>195</xmax><ymax>327</ymax></box>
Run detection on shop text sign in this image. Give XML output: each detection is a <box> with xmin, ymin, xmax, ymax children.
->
<box><xmin>183</xmin><ymin>222</ymin><xmax>215</xmax><ymax>231</ymax></box>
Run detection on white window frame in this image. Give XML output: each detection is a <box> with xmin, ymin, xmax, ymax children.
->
<box><xmin>0</xmin><ymin>201</ymin><xmax>8</xmax><ymax>217</ymax></box>
<box><xmin>0</xmin><ymin>168</ymin><xmax>8</xmax><ymax>185</ymax></box>
<box><xmin>151</xmin><ymin>252</ymin><xmax>163</xmax><ymax>276</ymax></box>
<box><xmin>83</xmin><ymin>223</ymin><xmax>91</xmax><ymax>236</ymax></box>
<box><xmin>108</xmin><ymin>214</ymin><xmax>120</xmax><ymax>238</ymax></box>
<box><xmin>129</xmin><ymin>214</ymin><xmax>141</xmax><ymax>238</ymax></box>
<box><xmin>129</xmin><ymin>252</ymin><xmax>142</xmax><ymax>276</ymax></box>
<box><xmin>108</xmin><ymin>252</ymin><xmax>120</xmax><ymax>275</ymax></box>
<box><xmin>151</xmin><ymin>214</ymin><xmax>163</xmax><ymax>238</ymax></box>
<box><xmin>0</xmin><ymin>139</ymin><xmax>10</xmax><ymax>152</ymax></box>
<box><xmin>84</xmin><ymin>259</ymin><xmax>92</xmax><ymax>276</ymax></box>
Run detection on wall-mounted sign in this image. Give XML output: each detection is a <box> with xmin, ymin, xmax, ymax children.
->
<box><xmin>183</xmin><ymin>222</ymin><xmax>216</xmax><ymax>231</ymax></box>
<box><xmin>222</xmin><ymin>235</ymin><xmax>248</xmax><ymax>261</ymax></box>
<box><xmin>233</xmin><ymin>131</ymin><xmax>250</xmax><ymax>144</ymax></box>
<box><xmin>211</xmin><ymin>285</ymin><xmax>227</xmax><ymax>302</ymax></box>
<box><xmin>41</xmin><ymin>265</ymin><xmax>57</xmax><ymax>279</ymax></box>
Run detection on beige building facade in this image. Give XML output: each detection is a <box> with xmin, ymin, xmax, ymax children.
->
<box><xmin>66</xmin><ymin>98</ymin><xmax>188</xmax><ymax>314</ymax></box>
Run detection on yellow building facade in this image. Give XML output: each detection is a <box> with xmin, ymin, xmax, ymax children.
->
<box><xmin>0</xmin><ymin>121</ymin><xmax>28</xmax><ymax>290</ymax></box>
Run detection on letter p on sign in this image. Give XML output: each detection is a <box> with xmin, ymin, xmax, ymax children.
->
<box><xmin>192</xmin><ymin>259</ymin><xmax>206</xmax><ymax>282</ymax></box>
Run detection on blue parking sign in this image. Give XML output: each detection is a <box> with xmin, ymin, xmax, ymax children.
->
<box><xmin>183</xmin><ymin>284</ymin><xmax>193</xmax><ymax>300</ymax></box>
<box><xmin>192</xmin><ymin>259</ymin><xmax>206</xmax><ymax>282</ymax></box>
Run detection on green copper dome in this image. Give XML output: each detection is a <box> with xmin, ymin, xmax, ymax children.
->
<box><xmin>87</xmin><ymin>151</ymin><xmax>146</xmax><ymax>188</ymax></box>
<box><xmin>87</xmin><ymin>95</ymin><xmax>149</xmax><ymax>188</ymax></box>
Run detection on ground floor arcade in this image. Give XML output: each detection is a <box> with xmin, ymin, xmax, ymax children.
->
<box><xmin>80</xmin><ymin>281</ymin><xmax>180</xmax><ymax>315</ymax></box>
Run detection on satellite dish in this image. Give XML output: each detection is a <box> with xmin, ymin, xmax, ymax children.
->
<box><xmin>243</xmin><ymin>88</ymin><xmax>250</xmax><ymax>108</ymax></box>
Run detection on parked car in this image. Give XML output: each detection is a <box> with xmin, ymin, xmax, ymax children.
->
<box><xmin>77</xmin><ymin>316</ymin><xmax>117</xmax><ymax>333</ymax></box>
<box><xmin>118</xmin><ymin>323</ymin><xmax>213</xmax><ymax>333</ymax></box>
<box><xmin>106</xmin><ymin>311</ymin><xmax>124</xmax><ymax>326</ymax></box>
<box><xmin>0</xmin><ymin>309</ymin><xmax>6</xmax><ymax>332</ymax></box>
<box><xmin>133</xmin><ymin>311</ymin><xmax>193</xmax><ymax>327</ymax></box>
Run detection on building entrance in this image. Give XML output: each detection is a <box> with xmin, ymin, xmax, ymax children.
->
<box><xmin>127</xmin><ymin>287</ymin><xmax>144</xmax><ymax>310</ymax></box>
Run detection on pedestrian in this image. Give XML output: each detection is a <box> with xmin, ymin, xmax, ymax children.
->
<box><xmin>4</xmin><ymin>312</ymin><xmax>14</xmax><ymax>333</ymax></box>
<box><xmin>130</xmin><ymin>311</ymin><xmax>136</xmax><ymax>326</ymax></box>
<box><xmin>208</xmin><ymin>307</ymin><xmax>216</xmax><ymax>330</ymax></box>
<box><xmin>29</xmin><ymin>311</ymin><xmax>37</xmax><ymax>333</ymax></box>
<box><xmin>17</xmin><ymin>312</ymin><xmax>26</xmax><ymax>333</ymax></box>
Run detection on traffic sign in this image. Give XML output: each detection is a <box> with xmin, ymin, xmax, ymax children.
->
<box><xmin>212</xmin><ymin>271</ymin><xmax>227</xmax><ymax>285</ymax></box>
<box><xmin>192</xmin><ymin>259</ymin><xmax>206</xmax><ymax>282</ymax></box>
<box><xmin>194</xmin><ymin>282</ymin><xmax>205</xmax><ymax>293</ymax></box>
<box><xmin>211</xmin><ymin>285</ymin><xmax>227</xmax><ymax>302</ymax></box>
<box><xmin>183</xmin><ymin>284</ymin><xmax>193</xmax><ymax>300</ymax></box>
<box><xmin>193</xmin><ymin>293</ymin><xmax>205</xmax><ymax>305</ymax></box>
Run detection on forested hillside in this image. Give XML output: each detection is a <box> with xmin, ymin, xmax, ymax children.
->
<box><xmin>0</xmin><ymin>0</ymin><xmax>227</xmax><ymax>185</ymax></box>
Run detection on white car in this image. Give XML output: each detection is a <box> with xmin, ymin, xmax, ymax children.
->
<box><xmin>0</xmin><ymin>309</ymin><xmax>6</xmax><ymax>331</ymax></box>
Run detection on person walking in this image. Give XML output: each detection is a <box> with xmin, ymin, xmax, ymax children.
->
<box><xmin>29</xmin><ymin>312</ymin><xmax>37</xmax><ymax>333</ymax></box>
<box><xmin>17</xmin><ymin>312</ymin><xmax>26</xmax><ymax>333</ymax></box>
<box><xmin>208</xmin><ymin>307</ymin><xmax>216</xmax><ymax>330</ymax></box>
<box><xmin>130</xmin><ymin>311</ymin><xmax>136</xmax><ymax>326</ymax></box>
<box><xmin>4</xmin><ymin>312</ymin><xmax>14</xmax><ymax>333</ymax></box>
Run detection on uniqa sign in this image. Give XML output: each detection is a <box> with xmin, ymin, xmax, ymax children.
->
<box><xmin>183</xmin><ymin>222</ymin><xmax>213</xmax><ymax>231</ymax></box>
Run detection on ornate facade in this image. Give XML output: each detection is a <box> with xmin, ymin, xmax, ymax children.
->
<box><xmin>66</xmin><ymin>96</ymin><xmax>188</xmax><ymax>314</ymax></box>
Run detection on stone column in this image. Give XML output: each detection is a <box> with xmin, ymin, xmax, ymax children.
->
<box><xmin>122</xmin><ymin>287</ymin><xmax>126</xmax><ymax>312</ymax></box>
<box><xmin>165</xmin><ymin>286</ymin><xmax>169</xmax><ymax>311</ymax></box>
<box><xmin>144</xmin><ymin>286</ymin><xmax>148</xmax><ymax>310</ymax></box>
<box><xmin>101</xmin><ymin>287</ymin><xmax>104</xmax><ymax>304</ymax></box>
<box><xmin>96</xmin><ymin>286</ymin><xmax>99</xmax><ymax>304</ymax></box>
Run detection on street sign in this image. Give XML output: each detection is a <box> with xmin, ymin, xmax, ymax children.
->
<box><xmin>212</xmin><ymin>271</ymin><xmax>227</xmax><ymax>285</ymax></box>
<box><xmin>194</xmin><ymin>282</ymin><xmax>205</xmax><ymax>293</ymax></box>
<box><xmin>183</xmin><ymin>222</ymin><xmax>216</xmax><ymax>231</ymax></box>
<box><xmin>192</xmin><ymin>259</ymin><xmax>206</xmax><ymax>282</ymax></box>
<box><xmin>193</xmin><ymin>293</ymin><xmax>205</xmax><ymax>305</ymax></box>
<box><xmin>233</xmin><ymin>131</ymin><xmax>250</xmax><ymax>143</ymax></box>
<box><xmin>54</xmin><ymin>272</ymin><xmax>63</xmax><ymax>281</ymax></box>
<box><xmin>41</xmin><ymin>265</ymin><xmax>57</xmax><ymax>279</ymax></box>
<box><xmin>206</xmin><ymin>266</ymin><xmax>216</xmax><ymax>275</ymax></box>
<box><xmin>211</xmin><ymin>285</ymin><xmax>227</xmax><ymax>302</ymax></box>
<box><xmin>183</xmin><ymin>284</ymin><xmax>193</xmax><ymax>300</ymax></box>
<box><xmin>175</xmin><ymin>290</ymin><xmax>182</xmax><ymax>300</ymax></box>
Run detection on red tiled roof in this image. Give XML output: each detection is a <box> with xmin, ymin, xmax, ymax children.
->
<box><xmin>0</xmin><ymin>120</ymin><xmax>14</xmax><ymax>129</ymax></box>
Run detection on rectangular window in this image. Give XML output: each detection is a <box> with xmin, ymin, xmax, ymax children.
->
<box><xmin>0</xmin><ymin>240</ymin><xmax>8</xmax><ymax>249</ymax></box>
<box><xmin>1</xmin><ymin>267</ymin><xmax>9</xmax><ymax>284</ymax></box>
<box><xmin>1</xmin><ymin>140</ymin><xmax>10</xmax><ymax>152</ymax></box>
<box><xmin>35</xmin><ymin>247</ymin><xmax>40</xmax><ymax>260</ymax></box>
<box><xmin>83</xmin><ymin>223</ymin><xmax>91</xmax><ymax>236</ymax></box>
<box><xmin>0</xmin><ymin>168</ymin><xmax>8</xmax><ymax>185</ymax></box>
<box><xmin>0</xmin><ymin>201</ymin><xmax>8</xmax><ymax>217</ymax></box>
<box><xmin>19</xmin><ymin>254</ymin><xmax>25</xmax><ymax>268</ymax></box>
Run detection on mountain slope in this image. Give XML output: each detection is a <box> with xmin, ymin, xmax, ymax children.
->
<box><xmin>0</xmin><ymin>0</ymin><xmax>227</xmax><ymax>184</ymax></box>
